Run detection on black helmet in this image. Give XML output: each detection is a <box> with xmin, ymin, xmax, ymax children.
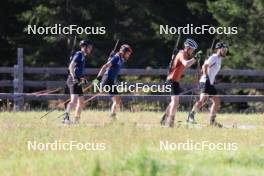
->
<box><xmin>79</xmin><ymin>40</ymin><xmax>92</xmax><ymax>47</ymax></box>
<box><xmin>120</xmin><ymin>44</ymin><xmax>133</xmax><ymax>53</ymax></box>
<box><xmin>215</xmin><ymin>42</ymin><xmax>228</xmax><ymax>49</ymax></box>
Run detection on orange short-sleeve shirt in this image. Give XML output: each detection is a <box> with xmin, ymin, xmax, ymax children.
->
<box><xmin>167</xmin><ymin>51</ymin><xmax>187</xmax><ymax>82</ymax></box>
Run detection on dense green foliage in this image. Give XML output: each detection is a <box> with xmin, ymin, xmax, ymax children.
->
<box><xmin>0</xmin><ymin>0</ymin><xmax>263</xmax><ymax>111</ymax></box>
<box><xmin>1</xmin><ymin>0</ymin><xmax>263</xmax><ymax>69</ymax></box>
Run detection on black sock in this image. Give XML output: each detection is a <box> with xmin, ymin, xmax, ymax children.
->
<box><xmin>110</xmin><ymin>113</ymin><xmax>116</xmax><ymax>117</ymax></box>
<box><xmin>210</xmin><ymin>115</ymin><xmax>216</xmax><ymax>123</ymax></box>
<box><xmin>161</xmin><ymin>113</ymin><xmax>167</xmax><ymax>119</ymax></box>
<box><xmin>170</xmin><ymin>115</ymin><xmax>175</xmax><ymax>121</ymax></box>
<box><xmin>64</xmin><ymin>112</ymin><xmax>69</xmax><ymax>120</ymax></box>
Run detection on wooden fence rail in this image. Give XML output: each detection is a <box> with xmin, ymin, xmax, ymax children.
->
<box><xmin>0</xmin><ymin>48</ymin><xmax>263</xmax><ymax>111</ymax></box>
<box><xmin>1</xmin><ymin>81</ymin><xmax>264</xmax><ymax>90</ymax></box>
<box><xmin>1</xmin><ymin>67</ymin><xmax>264</xmax><ymax>76</ymax></box>
<box><xmin>0</xmin><ymin>93</ymin><xmax>264</xmax><ymax>103</ymax></box>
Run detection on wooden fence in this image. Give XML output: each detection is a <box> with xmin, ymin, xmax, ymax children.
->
<box><xmin>0</xmin><ymin>48</ymin><xmax>264</xmax><ymax>111</ymax></box>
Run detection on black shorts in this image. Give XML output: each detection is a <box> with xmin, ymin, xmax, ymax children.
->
<box><xmin>200</xmin><ymin>79</ymin><xmax>217</xmax><ymax>95</ymax></box>
<box><xmin>101</xmin><ymin>76</ymin><xmax>118</xmax><ymax>95</ymax></box>
<box><xmin>67</xmin><ymin>76</ymin><xmax>83</xmax><ymax>96</ymax></box>
<box><xmin>166</xmin><ymin>80</ymin><xmax>181</xmax><ymax>95</ymax></box>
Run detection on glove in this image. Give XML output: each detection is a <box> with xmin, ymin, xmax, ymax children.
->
<box><xmin>92</xmin><ymin>79</ymin><xmax>100</xmax><ymax>86</ymax></box>
<box><xmin>205</xmin><ymin>75</ymin><xmax>211</xmax><ymax>84</ymax></box>
<box><xmin>73</xmin><ymin>77</ymin><xmax>80</xmax><ymax>84</ymax></box>
<box><xmin>194</xmin><ymin>50</ymin><xmax>203</xmax><ymax>60</ymax></box>
<box><xmin>92</xmin><ymin>76</ymin><xmax>102</xmax><ymax>86</ymax></box>
<box><xmin>79</xmin><ymin>78</ymin><xmax>89</xmax><ymax>86</ymax></box>
<box><xmin>200</xmin><ymin>74</ymin><xmax>209</xmax><ymax>83</ymax></box>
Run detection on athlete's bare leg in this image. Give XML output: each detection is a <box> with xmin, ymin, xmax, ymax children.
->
<box><xmin>167</xmin><ymin>96</ymin><xmax>179</xmax><ymax>127</ymax></box>
<box><xmin>187</xmin><ymin>93</ymin><xmax>208</xmax><ymax>123</ymax></box>
<box><xmin>160</xmin><ymin>104</ymin><xmax>171</xmax><ymax>125</ymax></box>
<box><xmin>192</xmin><ymin>93</ymin><xmax>209</xmax><ymax>113</ymax></box>
<box><xmin>66</xmin><ymin>94</ymin><xmax>78</xmax><ymax>113</ymax></box>
<box><xmin>209</xmin><ymin>96</ymin><xmax>219</xmax><ymax>116</ymax></box>
<box><xmin>111</xmin><ymin>95</ymin><xmax>121</xmax><ymax>118</ymax></box>
<box><xmin>74</xmin><ymin>96</ymin><xmax>84</xmax><ymax>123</ymax></box>
<box><xmin>63</xmin><ymin>94</ymin><xmax>78</xmax><ymax>124</ymax></box>
<box><xmin>165</xmin><ymin>104</ymin><xmax>171</xmax><ymax>116</ymax></box>
<box><xmin>209</xmin><ymin>96</ymin><xmax>222</xmax><ymax>127</ymax></box>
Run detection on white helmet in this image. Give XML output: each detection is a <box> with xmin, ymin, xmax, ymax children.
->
<box><xmin>184</xmin><ymin>38</ymin><xmax>198</xmax><ymax>49</ymax></box>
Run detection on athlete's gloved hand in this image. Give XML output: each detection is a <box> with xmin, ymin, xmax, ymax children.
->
<box><xmin>92</xmin><ymin>76</ymin><xmax>102</xmax><ymax>86</ymax></box>
<box><xmin>205</xmin><ymin>75</ymin><xmax>211</xmax><ymax>84</ymax></box>
<box><xmin>79</xmin><ymin>78</ymin><xmax>89</xmax><ymax>86</ymax></box>
<box><xmin>73</xmin><ymin>77</ymin><xmax>80</xmax><ymax>84</ymax></box>
<box><xmin>194</xmin><ymin>50</ymin><xmax>203</xmax><ymax>60</ymax></box>
<box><xmin>202</xmin><ymin>74</ymin><xmax>209</xmax><ymax>79</ymax></box>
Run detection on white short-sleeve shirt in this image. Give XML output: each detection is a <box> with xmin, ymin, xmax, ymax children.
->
<box><xmin>200</xmin><ymin>54</ymin><xmax>221</xmax><ymax>85</ymax></box>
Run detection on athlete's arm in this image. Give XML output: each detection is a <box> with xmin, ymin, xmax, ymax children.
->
<box><xmin>179</xmin><ymin>54</ymin><xmax>196</xmax><ymax>68</ymax></box>
<box><xmin>92</xmin><ymin>62</ymin><xmax>112</xmax><ymax>85</ymax></box>
<box><xmin>202</xmin><ymin>63</ymin><xmax>209</xmax><ymax>76</ymax></box>
<box><xmin>69</xmin><ymin>61</ymin><xmax>77</xmax><ymax>78</ymax></box>
<box><xmin>202</xmin><ymin>56</ymin><xmax>214</xmax><ymax>76</ymax></box>
<box><xmin>97</xmin><ymin>62</ymin><xmax>112</xmax><ymax>77</ymax></box>
<box><xmin>69</xmin><ymin>52</ymin><xmax>82</xmax><ymax>79</ymax></box>
<box><xmin>97</xmin><ymin>55</ymin><xmax>119</xmax><ymax>78</ymax></box>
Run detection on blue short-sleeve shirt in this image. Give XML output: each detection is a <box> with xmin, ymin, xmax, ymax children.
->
<box><xmin>104</xmin><ymin>54</ymin><xmax>124</xmax><ymax>81</ymax></box>
<box><xmin>71</xmin><ymin>51</ymin><xmax>86</xmax><ymax>78</ymax></box>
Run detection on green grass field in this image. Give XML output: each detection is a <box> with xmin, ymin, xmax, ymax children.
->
<box><xmin>0</xmin><ymin>111</ymin><xmax>264</xmax><ymax>176</ymax></box>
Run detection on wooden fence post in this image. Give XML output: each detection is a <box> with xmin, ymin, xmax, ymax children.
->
<box><xmin>13</xmin><ymin>48</ymin><xmax>24</xmax><ymax>111</ymax></box>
